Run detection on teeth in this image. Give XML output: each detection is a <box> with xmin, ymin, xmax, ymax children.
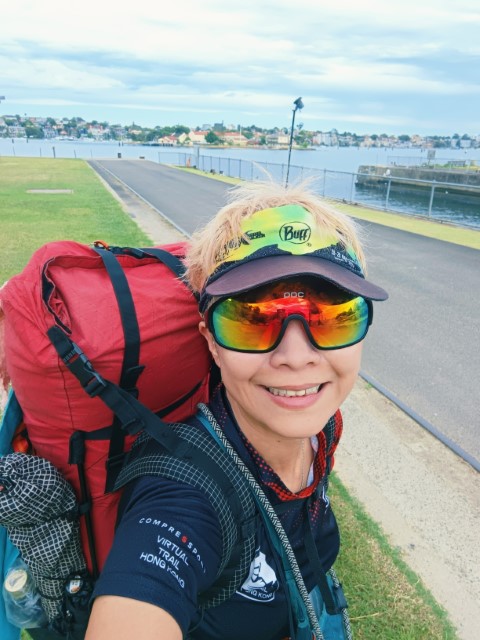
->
<box><xmin>268</xmin><ymin>385</ymin><xmax>320</xmax><ymax>397</ymax></box>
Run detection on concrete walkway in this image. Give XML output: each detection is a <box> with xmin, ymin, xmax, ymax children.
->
<box><xmin>96</xmin><ymin>165</ymin><xmax>480</xmax><ymax>640</ymax></box>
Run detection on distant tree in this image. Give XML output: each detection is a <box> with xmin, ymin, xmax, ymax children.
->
<box><xmin>174</xmin><ymin>124</ymin><xmax>190</xmax><ymax>135</ymax></box>
<box><xmin>25</xmin><ymin>124</ymin><xmax>44</xmax><ymax>139</ymax></box>
<box><xmin>432</xmin><ymin>138</ymin><xmax>448</xmax><ymax>148</ymax></box>
<box><xmin>259</xmin><ymin>135</ymin><xmax>266</xmax><ymax>145</ymax></box>
<box><xmin>243</xmin><ymin>130</ymin><xmax>254</xmax><ymax>140</ymax></box>
<box><xmin>205</xmin><ymin>131</ymin><xmax>221</xmax><ymax>144</ymax></box>
<box><xmin>46</xmin><ymin>117</ymin><xmax>57</xmax><ymax>127</ymax></box>
<box><xmin>398</xmin><ymin>134</ymin><xmax>411</xmax><ymax>142</ymax></box>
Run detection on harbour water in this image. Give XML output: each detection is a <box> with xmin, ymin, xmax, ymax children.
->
<box><xmin>2</xmin><ymin>138</ymin><xmax>480</xmax><ymax>228</ymax></box>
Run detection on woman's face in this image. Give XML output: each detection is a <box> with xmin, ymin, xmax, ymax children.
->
<box><xmin>199</xmin><ymin>317</ymin><xmax>362</xmax><ymax>445</ymax></box>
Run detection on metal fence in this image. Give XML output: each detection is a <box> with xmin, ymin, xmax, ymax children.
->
<box><xmin>163</xmin><ymin>152</ymin><xmax>480</xmax><ymax>229</ymax></box>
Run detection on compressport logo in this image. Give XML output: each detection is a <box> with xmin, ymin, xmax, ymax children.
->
<box><xmin>279</xmin><ymin>221</ymin><xmax>311</xmax><ymax>244</ymax></box>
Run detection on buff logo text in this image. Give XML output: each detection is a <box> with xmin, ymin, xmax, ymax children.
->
<box><xmin>279</xmin><ymin>222</ymin><xmax>311</xmax><ymax>244</ymax></box>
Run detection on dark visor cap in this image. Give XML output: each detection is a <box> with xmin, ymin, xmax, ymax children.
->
<box><xmin>204</xmin><ymin>254</ymin><xmax>389</xmax><ymax>301</ymax></box>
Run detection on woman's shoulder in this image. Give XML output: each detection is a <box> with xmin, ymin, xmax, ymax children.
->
<box><xmin>119</xmin><ymin>472</ymin><xmax>222</xmax><ymax>524</ymax></box>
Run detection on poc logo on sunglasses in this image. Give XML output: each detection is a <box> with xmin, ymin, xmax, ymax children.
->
<box><xmin>279</xmin><ymin>222</ymin><xmax>311</xmax><ymax>244</ymax></box>
<box><xmin>283</xmin><ymin>291</ymin><xmax>305</xmax><ymax>298</ymax></box>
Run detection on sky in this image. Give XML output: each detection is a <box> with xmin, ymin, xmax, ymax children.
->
<box><xmin>1</xmin><ymin>0</ymin><xmax>479</xmax><ymax>136</ymax></box>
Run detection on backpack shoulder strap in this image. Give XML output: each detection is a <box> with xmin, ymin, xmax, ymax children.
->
<box><xmin>195</xmin><ymin>405</ymin><xmax>322</xmax><ymax>639</ymax></box>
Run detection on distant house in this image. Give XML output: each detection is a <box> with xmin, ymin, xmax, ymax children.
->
<box><xmin>312</xmin><ymin>131</ymin><xmax>335</xmax><ymax>146</ymax></box>
<box><xmin>42</xmin><ymin>126</ymin><xmax>57</xmax><ymax>139</ymax></box>
<box><xmin>7</xmin><ymin>125</ymin><xmax>26</xmax><ymax>137</ymax></box>
<box><xmin>176</xmin><ymin>132</ymin><xmax>191</xmax><ymax>145</ymax></box>
<box><xmin>221</xmin><ymin>132</ymin><xmax>248</xmax><ymax>146</ymax></box>
<box><xmin>246</xmin><ymin>135</ymin><xmax>262</xmax><ymax>147</ymax></box>
<box><xmin>189</xmin><ymin>130</ymin><xmax>208</xmax><ymax>144</ymax></box>
<box><xmin>157</xmin><ymin>135</ymin><xmax>177</xmax><ymax>146</ymax></box>
<box><xmin>265</xmin><ymin>133</ymin><xmax>289</xmax><ymax>146</ymax></box>
<box><xmin>87</xmin><ymin>124</ymin><xmax>106</xmax><ymax>139</ymax></box>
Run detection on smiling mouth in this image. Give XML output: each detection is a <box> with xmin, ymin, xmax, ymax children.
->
<box><xmin>267</xmin><ymin>385</ymin><xmax>322</xmax><ymax>397</ymax></box>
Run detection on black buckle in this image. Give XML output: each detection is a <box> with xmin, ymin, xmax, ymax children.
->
<box><xmin>332</xmin><ymin>581</ymin><xmax>348</xmax><ymax>611</ymax></box>
<box><xmin>84</xmin><ymin>375</ymin><xmax>107</xmax><ymax>397</ymax></box>
<box><xmin>63</xmin><ymin>342</ymin><xmax>107</xmax><ymax>397</ymax></box>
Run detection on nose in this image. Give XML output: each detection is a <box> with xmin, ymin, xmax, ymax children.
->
<box><xmin>269</xmin><ymin>318</ymin><xmax>321</xmax><ymax>368</ymax></box>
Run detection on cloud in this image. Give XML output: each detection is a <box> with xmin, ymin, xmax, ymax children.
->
<box><xmin>1</xmin><ymin>0</ymin><xmax>479</xmax><ymax>134</ymax></box>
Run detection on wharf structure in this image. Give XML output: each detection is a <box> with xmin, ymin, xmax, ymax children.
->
<box><xmin>356</xmin><ymin>162</ymin><xmax>480</xmax><ymax>197</ymax></box>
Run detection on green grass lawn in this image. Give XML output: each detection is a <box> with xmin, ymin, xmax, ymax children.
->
<box><xmin>0</xmin><ymin>157</ymin><xmax>150</xmax><ymax>284</ymax></box>
<box><xmin>330</xmin><ymin>474</ymin><xmax>457</xmax><ymax>639</ymax></box>
<box><xmin>3</xmin><ymin>157</ymin><xmax>457</xmax><ymax>639</ymax></box>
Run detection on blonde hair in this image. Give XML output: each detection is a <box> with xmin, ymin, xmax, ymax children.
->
<box><xmin>184</xmin><ymin>178</ymin><xmax>366</xmax><ymax>293</ymax></box>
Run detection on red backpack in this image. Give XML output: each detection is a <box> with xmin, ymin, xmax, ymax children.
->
<box><xmin>0</xmin><ymin>240</ymin><xmax>212</xmax><ymax>575</ymax></box>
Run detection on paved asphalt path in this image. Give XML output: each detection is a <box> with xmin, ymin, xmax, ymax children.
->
<box><xmin>91</xmin><ymin>159</ymin><xmax>480</xmax><ymax>465</ymax></box>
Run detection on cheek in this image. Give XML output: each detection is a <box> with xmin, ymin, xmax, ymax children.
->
<box><xmin>214</xmin><ymin>348</ymin><xmax>265</xmax><ymax>387</ymax></box>
<box><xmin>329</xmin><ymin>343</ymin><xmax>363</xmax><ymax>381</ymax></box>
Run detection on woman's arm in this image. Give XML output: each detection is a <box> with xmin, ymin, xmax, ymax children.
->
<box><xmin>86</xmin><ymin>595</ymin><xmax>182</xmax><ymax>640</ymax></box>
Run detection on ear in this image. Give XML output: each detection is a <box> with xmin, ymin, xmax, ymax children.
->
<box><xmin>199</xmin><ymin>320</ymin><xmax>221</xmax><ymax>364</ymax></box>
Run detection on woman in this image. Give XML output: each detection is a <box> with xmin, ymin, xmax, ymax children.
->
<box><xmin>86</xmin><ymin>181</ymin><xmax>388</xmax><ymax>640</ymax></box>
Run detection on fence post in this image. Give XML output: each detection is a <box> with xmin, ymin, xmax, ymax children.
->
<box><xmin>428</xmin><ymin>182</ymin><xmax>436</xmax><ymax>217</ymax></box>
<box><xmin>385</xmin><ymin>178</ymin><xmax>391</xmax><ymax>209</ymax></box>
<box><xmin>350</xmin><ymin>172</ymin><xmax>355</xmax><ymax>202</ymax></box>
<box><xmin>322</xmin><ymin>169</ymin><xmax>326</xmax><ymax>197</ymax></box>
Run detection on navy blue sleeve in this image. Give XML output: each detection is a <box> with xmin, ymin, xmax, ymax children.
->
<box><xmin>93</xmin><ymin>475</ymin><xmax>223</xmax><ymax>635</ymax></box>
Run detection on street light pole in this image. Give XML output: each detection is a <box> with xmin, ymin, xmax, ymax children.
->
<box><xmin>285</xmin><ymin>97</ymin><xmax>304</xmax><ymax>186</ymax></box>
